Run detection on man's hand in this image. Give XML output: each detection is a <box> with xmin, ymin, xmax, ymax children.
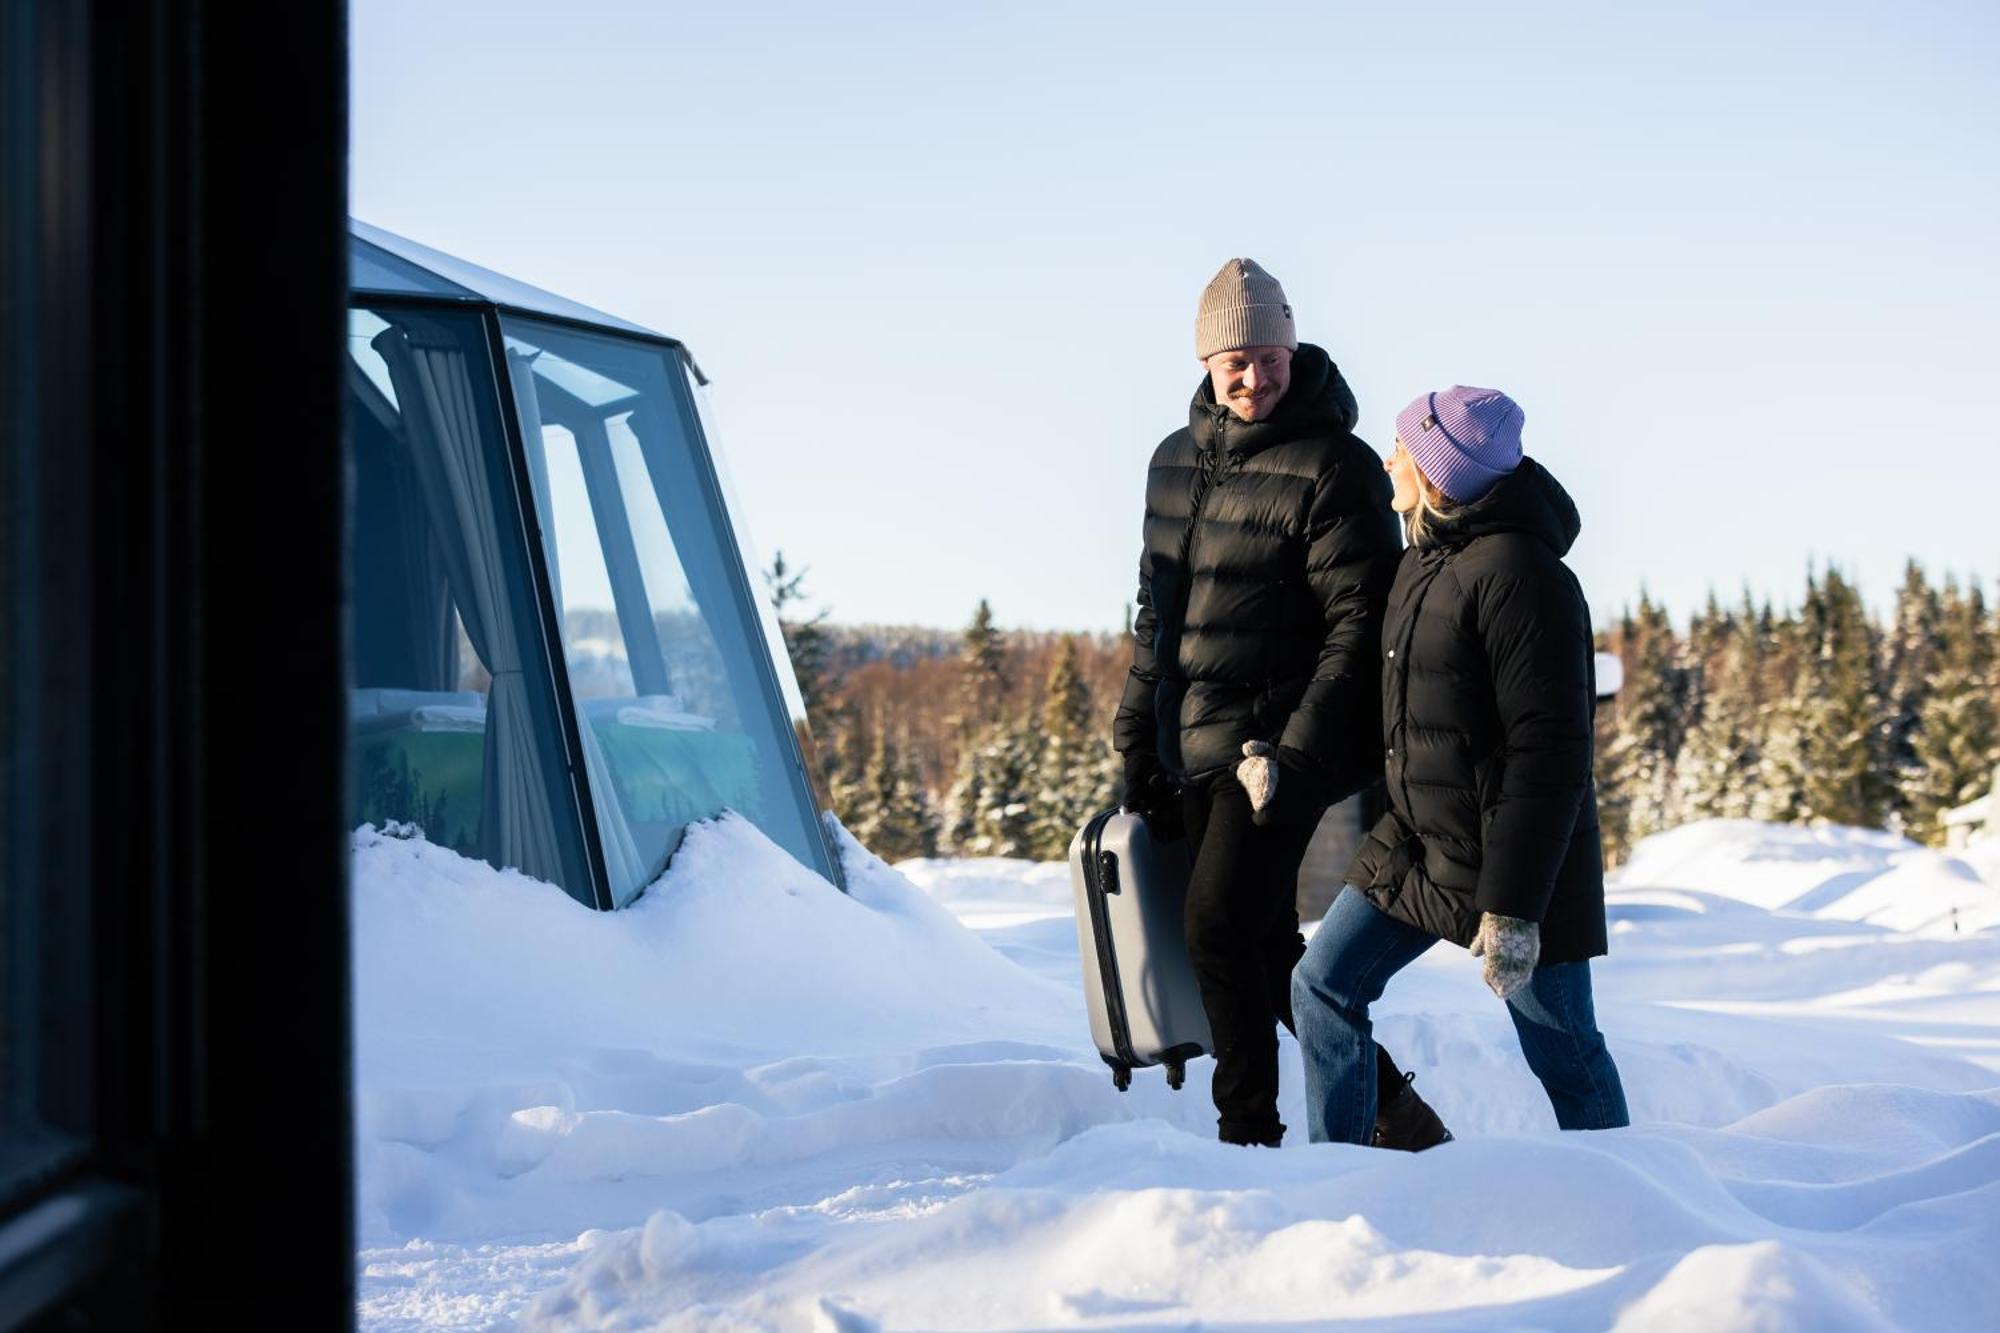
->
<box><xmin>1246</xmin><ymin>745</ymin><xmax>1329</xmax><ymax>828</ymax></box>
<box><xmin>1120</xmin><ymin>751</ymin><xmax>1184</xmax><ymax>842</ymax></box>
<box><xmin>1469</xmin><ymin>912</ymin><xmax>1540</xmax><ymax>1000</ymax></box>
<box><xmin>1236</xmin><ymin>741</ymin><xmax>1279</xmax><ymax>814</ymax></box>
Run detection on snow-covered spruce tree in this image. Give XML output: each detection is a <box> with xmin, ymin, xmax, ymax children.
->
<box><xmin>852</xmin><ymin>727</ymin><xmax>939</xmax><ymax>861</ymax></box>
<box><xmin>765</xmin><ymin>549</ymin><xmax>859</xmax><ymax>814</ymax></box>
<box><xmin>1600</xmin><ymin>591</ymin><xmax>1683</xmax><ymax>861</ymax></box>
<box><xmin>1674</xmin><ymin>592</ymin><xmax>1763</xmax><ymax>820</ymax></box>
<box><xmin>944</xmin><ymin>598</ymin><xmax>1012</xmax><ymax>852</ymax></box>
<box><xmin>1750</xmin><ymin>594</ymin><xmax>1812</xmax><ymax>825</ymax></box>
<box><xmin>821</xmin><ymin>708</ymin><xmax>871</xmax><ymax>833</ymax></box>
<box><xmin>1882</xmin><ymin>559</ymin><xmax>1943</xmax><ymax>832</ymax></box>
<box><xmin>1027</xmin><ymin>635</ymin><xmax>1119</xmax><ymax>859</ymax></box>
<box><xmin>1904</xmin><ymin>577</ymin><xmax>1998</xmax><ymax>845</ymax></box>
<box><xmin>764</xmin><ymin>550</ymin><xmax>836</xmax><ymax>718</ymax></box>
<box><xmin>1722</xmin><ymin>593</ymin><xmax>1775</xmax><ymax>818</ymax></box>
<box><xmin>1794</xmin><ymin>566</ymin><xmax>1890</xmax><ymax>828</ymax></box>
<box><xmin>947</xmin><ymin>717</ymin><xmax>1037</xmax><ymax>858</ymax></box>
<box><xmin>958</xmin><ymin>598</ymin><xmax>1006</xmax><ymax>728</ymax></box>
<box><xmin>942</xmin><ymin>735</ymin><xmax>987</xmax><ymax>852</ymax></box>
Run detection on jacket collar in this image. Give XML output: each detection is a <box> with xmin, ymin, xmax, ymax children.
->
<box><xmin>1188</xmin><ymin>343</ymin><xmax>1358</xmax><ymax>460</ymax></box>
<box><xmin>1414</xmin><ymin>456</ymin><xmax>1582</xmax><ymax>557</ymax></box>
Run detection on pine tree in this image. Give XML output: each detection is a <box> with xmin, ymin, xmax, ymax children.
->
<box><xmin>1750</xmin><ymin>594</ymin><xmax>1811</xmax><ymax>824</ymax></box>
<box><xmin>1674</xmin><ymin>592</ymin><xmax>1761</xmax><ymax>820</ymax></box>
<box><xmin>765</xmin><ymin>549</ymin><xmax>855</xmax><ymax>811</ymax></box>
<box><xmin>948</xmin><ymin>717</ymin><xmax>1037</xmax><ymax>857</ymax></box>
<box><xmin>943</xmin><ymin>730</ymin><xmax>988</xmax><ymax>852</ymax></box>
<box><xmin>851</xmin><ymin>727</ymin><xmax>939</xmax><ymax>861</ymax></box>
<box><xmin>958</xmin><ymin>598</ymin><xmax>1007</xmax><ymax>730</ymax></box>
<box><xmin>1601</xmin><ymin>591</ymin><xmax>1682</xmax><ymax>860</ymax></box>
<box><xmin>1882</xmin><ymin>559</ymin><xmax>1943</xmax><ymax>832</ymax></box>
<box><xmin>1027</xmin><ymin>636</ymin><xmax>1119</xmax><ymax>858</ymax></box>
<box><xmin>944</xmin><ymin>599</ymin><xmax>1016</xmax><ymax>851</ymax></box>
<box><xmin>1795</xmin><ymin>566</ymin><xmax>1889</xmax><ymax>827</ymax></box>
<box><xmin>1904</xmin><ymin>578</ymin><xmax>1999</xmax><ymax>845</ymax></box>
<box><xmin>764</xmin><ymin>550</ymin><xmax>837</xmax><ymax>716</ymax></box>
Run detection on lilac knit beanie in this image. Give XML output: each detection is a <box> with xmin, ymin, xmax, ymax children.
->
<box><xmin>1394</xmin><ymin>386</ymin><xmax>1525</xmax><ymax>503</ymax></box>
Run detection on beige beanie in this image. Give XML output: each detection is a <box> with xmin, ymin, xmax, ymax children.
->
<box><xmin>1195</xmin><ymin>258</ymin><xmax>1297</xmax><ymax>360</ymax></box>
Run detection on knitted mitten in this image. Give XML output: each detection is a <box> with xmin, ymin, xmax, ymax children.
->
<box><xmin>1468</xmin><ymin>911</ymin><xmax>1540</xmax><ymax>1000</ymax></box>
<box><xmin>1236</xmin><ymin>740</ymin><xmax>1279</xmax><ymax>814</ymax></box>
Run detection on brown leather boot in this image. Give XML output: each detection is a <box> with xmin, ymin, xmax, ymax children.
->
<box><xmin>1373</xmin><ymin>1071</ymin><xmax>1453</xmax><ymax>1151</ymax></box>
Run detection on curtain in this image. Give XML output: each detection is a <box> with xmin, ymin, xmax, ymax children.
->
<box><xmin>374</xmin><ymin>320</ymin><xmax>567</xmax><ymax>887</ymax></box>
<box><xmin>347</xmin><ymin>366</ymin><xmax>457</xmax><ymax>691</ymax></box>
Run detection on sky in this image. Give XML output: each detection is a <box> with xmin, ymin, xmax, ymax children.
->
<box><xmin>350</xmin><ymin>1</ymin><xmax>2000</xmax><ymax>634</ymax></box>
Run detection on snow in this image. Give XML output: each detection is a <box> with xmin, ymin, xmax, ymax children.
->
<box><xmin>354</xmin><ymin>818</ymin><xmax>2000</xmax><ymax>1330</ymax></box>
<box><xmin>1617</xmin><ymin>818</ymin><xmax>2000</xmax><ymax>934</ymax></box>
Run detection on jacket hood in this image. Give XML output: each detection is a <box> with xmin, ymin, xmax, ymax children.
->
<box><xmin>1189</xmin><ymin>342</ymin><xmax>1358</xmax><ymax>458</ymax></box>
<box><xmin>1420</xmin><ymin>456</ymin><xmax>1581</xmax><ymax>557</ymax></box>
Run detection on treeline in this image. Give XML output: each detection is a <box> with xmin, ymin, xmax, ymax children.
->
<box><xmin>768</xmin><ymin>554</ymin><xmax>2000</xmax><ymax>866</ymax></box>
<box><xmin>1595</xmin><ymin>560</ymin><xmax>1999</xmax><ymax>862</ymax></box>
<box><xmin>769</xmin><ymin>555</ymin><xmax>1126</xmax><ymax>861</ymax></box>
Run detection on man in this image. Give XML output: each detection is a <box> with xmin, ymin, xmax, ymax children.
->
<box><xmin>1113</xmin><ymin>258</ymin><xmax>1449</xmax><ymax>1149</ymax></box>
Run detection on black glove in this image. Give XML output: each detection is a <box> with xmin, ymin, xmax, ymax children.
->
<box><xmin>1120</xmin><ymin>751</ymin><xmax>1185</xmax><ymax>842</ymax></box>
<box><xmin>1250</xmin><ymin>747</ymin><xmax>1332</xmax><ymax>829</ymax></box>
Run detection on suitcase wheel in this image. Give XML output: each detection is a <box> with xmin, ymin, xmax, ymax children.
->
<box><xmin>1111</xmin><ymin>1063</ymin><xmax>1132</xmax><ymax>1092</ymax></box>
<box><xmin>1165</xmin><ymin>1059</ymin><xmax>1186</xmax><ymax>1092</ymax></box>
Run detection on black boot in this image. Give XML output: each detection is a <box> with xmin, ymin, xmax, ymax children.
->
<box><xmin>1218</xmin><ymin>1119</ymin><xmax>1284</xmax><ymax>1148</ymax></box>
<box><xmin>1373</xmin><ymin>1071</ymin><xmax>1453</xmax><ymax>1151</ymax></box>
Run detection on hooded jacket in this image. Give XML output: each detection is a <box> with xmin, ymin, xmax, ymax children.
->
<box><xmin>1345</xmin><ymin>457</ymin><xmax>1608</xmax><ymax>964</ymax></box>
<box><xmin>1113</xmin><ymin>344</ymin><xmax>1402</xmax><ymax>799</ymax></box>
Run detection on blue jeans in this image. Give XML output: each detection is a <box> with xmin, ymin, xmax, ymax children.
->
<box><xmin>1291</xmin><ymin>887</ymin><xmax>1629</xmax><ymax>1144</ymax></box>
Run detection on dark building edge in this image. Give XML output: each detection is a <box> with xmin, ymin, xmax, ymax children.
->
<box><xmin>2</xmin><ymin>2</ymin><xmax>354</xmax><ymax>1328</ymax></box>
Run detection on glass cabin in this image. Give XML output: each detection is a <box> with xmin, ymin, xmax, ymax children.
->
<box><xmin>346</xmin><ymin>221</ymin><xmax>841</xmax><ymax>908</ymax></box>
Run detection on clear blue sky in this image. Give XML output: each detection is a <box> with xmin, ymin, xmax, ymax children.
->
<box><xmin>351</xmin><ymin>1</ymin><xmax>2000</xmax><ymax>633</ymax></box>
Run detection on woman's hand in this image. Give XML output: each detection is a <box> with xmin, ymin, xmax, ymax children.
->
<box><xmin>1469</xmin><ymin>911</ymin><xmax>1540</xmax><ymax>999</ymax></box>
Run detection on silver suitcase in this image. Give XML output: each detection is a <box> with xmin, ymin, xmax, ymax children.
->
<box><xmin>1069</xmin><ymin>808</ymin><xmax>1213</xmax><ymax>1091</ymax></box>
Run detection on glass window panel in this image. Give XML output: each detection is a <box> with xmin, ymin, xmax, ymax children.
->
<box><xmin>683</xmin><ymin>369</ymin><xmax>833</xmax><ymax>814</ymax></box>
<box><xmin>501</xmin><ymin>318</ymin><xmax>833</xmax><ymax>901</ymax></box>
<box><xmin>504</xmin><ymin>336</ymin><xmax>636</xmax><ymax>409</ymax></box>
<box><xmin>537</xmin><ymin>420</ymin><xmax>638</xmax><ymax>699</ymax></box>
<box><xmin>344</xmin><ymin>305</ymin><xmax>594</xmax><ymax>905</ymax></box>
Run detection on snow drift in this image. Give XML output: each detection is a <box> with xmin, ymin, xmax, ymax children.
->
<box><xmin>354</xmin><ymin>816</ymin><xmax>2000</xmax><ymax>1330</ymax></box>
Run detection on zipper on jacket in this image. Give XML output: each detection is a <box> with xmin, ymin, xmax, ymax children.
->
<box><xmin>1177</xmin><ymin>451</ymin><xmax>1219</xmax><ymax>572</ymax></box>
<box><xmin>1161</xmin><ymin>430</ymin><xmax>1242</xmax><ymax>779</ymax></box>
<box><xmin>1177</xmin><ymin>436</ymin><xmax>1236</xmax><ymax>573</ymax></box>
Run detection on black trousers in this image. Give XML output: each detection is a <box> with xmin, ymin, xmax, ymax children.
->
<box><xmin>1181</xmin><ymin>771</ymin><xmax>1401</xmax><ymax>1143</ymax></box>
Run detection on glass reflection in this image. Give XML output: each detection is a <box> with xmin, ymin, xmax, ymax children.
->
<box><xmin>502</xmin><ymin>319</ymin><xmax>832</xmax><ymax>901</ymax></box>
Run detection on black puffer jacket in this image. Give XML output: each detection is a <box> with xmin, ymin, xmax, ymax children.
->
<box><xmin>1113</xmin><ymin>344</ymin><xmax>1402</xmax><ymax>799</ymax></box>
<box><xmin>1346</xmin><ymin>458</ymin><xmax>1607</xmax><ymax>964</ymax></box>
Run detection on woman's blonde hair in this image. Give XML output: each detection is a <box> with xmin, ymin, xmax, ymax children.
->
<box><xmin>1398</xmin><ymin>443</ymin><xmax>1457</xmax><ymax>547</ymax></box>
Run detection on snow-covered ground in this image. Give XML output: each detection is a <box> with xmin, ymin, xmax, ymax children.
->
<box><xmin>354</xmin><ymin>817</ymin><xmax>2000</xmax><ymax>1331</ymax></box>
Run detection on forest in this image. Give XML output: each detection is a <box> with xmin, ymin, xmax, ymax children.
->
<box><xmin>767</xmin><ymin>555</ymin><xmax>2000</xmax><ymax>867</ymax></box>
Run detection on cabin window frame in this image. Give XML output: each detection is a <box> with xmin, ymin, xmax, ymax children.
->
<box><xmin>343</xmin><ymin>284</ymin><xmax>844</xmax><ymax>909</ymax></box>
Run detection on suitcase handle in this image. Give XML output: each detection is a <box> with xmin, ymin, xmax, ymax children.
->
<box><xmin>1097</xmin><ymin>849</ymin><xmax>1120</xmax><ymax>895</ymax></box>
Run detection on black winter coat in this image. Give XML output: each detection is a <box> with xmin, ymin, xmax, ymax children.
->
<box><xmin>1113</xmin><ymin>344</ymin><xmax>1402</xmax><ymax>800</ymax></box>
<box><xmin>1346</xmin><ymin>458</ymin><xmax>1608</xmax><ymax>964</ymax></box>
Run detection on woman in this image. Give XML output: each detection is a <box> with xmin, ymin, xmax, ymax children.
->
<box><xmin>1290</xmin><ymin>385</ymin><xmax>1628</xmax><ymax>1145</ymax></box>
